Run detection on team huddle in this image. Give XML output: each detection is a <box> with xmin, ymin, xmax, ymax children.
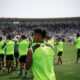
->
<box><xmin>0</xmin><ymin>27</ymin><xmax>80</xmax><ymax>80</ymax></box>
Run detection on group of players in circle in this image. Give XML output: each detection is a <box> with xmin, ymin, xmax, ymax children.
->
<box><xmin>0</xmin><ymin>27</ymin><xmax>80</xmax><ymax>80</ymax></box>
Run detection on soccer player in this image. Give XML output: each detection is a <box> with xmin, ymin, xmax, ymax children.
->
<box><xmin>74</xmin><ymin>33</ymin><xmax>80</xmax><ymax>63</ymax></box>
<box><xmin>26</xmin><ymin>27</ymin><xmax>56</xmax><ymax>80</ymax></box>
<box><xmin>6</xmin><ymin>35</ymin><xmax>15</xmax><ymax>73</ymax></box>
<box><xmin>0</xmin><ymin>36</ymin><xmax>5</xmax><ymax>71</ymax></box>
<box><xmin>49</xmin><ymin>34</ymin><xmax>55</xmax><ymax>47</ymax></box>
<box><xmin>45</xmin><ymin>35</ymin><xmax>54</xmax><ymax>47</ymax></box>
<box><xmin>56</xmin><ymin>37</ymin><xmax>63</xmax><ymax>65</ymax></box>
<box><xmin>17</xmin><ymin>35</ymin><xmax>29</xmax><ymax>77</ymax></box>
<box><xmin>14</xmin><ymin>37</ymin><xmax>19</xmax><ymax>69</ymax></box>
<box><xmin>29</xmin><ymin>33</ymin><xmax>36</xmax><ymax>48</ymax></box>
<box><xmin>45</xmin><ymin>35</ymin><xmax>56</xmax><ymax>61</ymax></box>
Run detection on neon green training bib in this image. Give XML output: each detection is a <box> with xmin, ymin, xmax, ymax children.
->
<box><xmin>32</xmin><ymin>43</ymin><xmax>56</xmax><ymax>80</ymax></box>
<box><xmin>0</xmin><ymin>40</ymin><xmax>4</xmax><ymax>54</ymax></box>
<box><xmin>6</xmin><ymin>40</ymin><xmax>15</xmax><ymax>55</ymax></box>
<box><xmin>75</xmin><ymin>37</ymin><xmax>80</xmax><ymax>49</ymax></box>
<box><xmin>17</xmin><ymin>40</ymin><xmax>29</xmax><ymax>57</ymax></box>
<box><xmin>57</xmin><ymin>40</ymin><xmax>63</xmax><ymax>53</ymax></box>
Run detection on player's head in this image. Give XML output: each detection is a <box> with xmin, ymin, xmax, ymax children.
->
<box><xmin>7</xmin><ymin>35</ymin><xmax>12</xmax><ymax>40</ymax></box>
<box><xmin>49</xmin><ymin>34</ymin><xmax>52</xmax><ymax>39</ymax></box>
<box><xmin>0</xmin><ymin>36</ymin><xmax>2</xmax><ymax>41</ymax></box>
<box><xmin>31</xmin><ymin>33</ymin><xmax>33</xmax><ymax>37</ymax></box>
<box><xmin>16</xmin><ymin>36</ymin><xmax>19</xmax><ymax>39</ymax></box>
<box><xmin>77</xmin><ymin>33</ymin><xmax>80</xmax><ymax>38</ymax></box>
<box><xmin>33</xmin><ymin>27</ymin><xmax>47</xmax><ymax>42</ymax></box>
<box><xmin>21</xmin><ymin>34</ymin><xmax>26</xmax><ymax>40</ymax></box>
<box><xmin>45</xmin><ymin>35</ymin><xmax>50</xmax><ymax>40</ymax></box>
<box><xmin>57</xmin><ymin>37</ymin><xmax>61</xmax><ymax>42</ymax></box>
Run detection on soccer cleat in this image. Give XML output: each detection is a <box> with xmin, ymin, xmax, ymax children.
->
<box><xmin>56</xmin><ymin>61</ymin><xmax>59</xmax><ymax>64</ymax></box>
<box><xmin>18</xmin><ymin>71</ymin><xmax>22</xmax><ymax>75</ymax></box>
<box><xmin>25</xmin><ymin>74</ymin><xmax>28</xmax><ymax>78</ymax></box>
<box><xmin>8</xmin><ymin>71</ymin><xmax>11</xmax><ymax>74</ymax></box>
<box><xmin>2</xmin><ymin>67</ymin><xmax>5</xmax><ymax>70</ymax></box>
<box><xmin>0</xmin><ymin>69</ymin><xmax>2</xmax><ymax>72</ymax></box>
<box><xmin>60</xmin><ymin>63</ymin><xmax>63</xmax><ymax>65</ymax></box>
<box><xmin>14</xmin><ymin>67</ymin><xmax>17</xmax><ymax>71</ymax></box>
<box><xmin>10</xmin><ymin>72</ymin><xmax>13</xmax><ymax>75</ymax></box>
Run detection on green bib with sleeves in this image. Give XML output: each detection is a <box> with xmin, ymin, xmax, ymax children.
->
<box><xmin>17</xmin><ymin>40</ymin><xmax>29</xmax><ymax>57</ymax></box>
<box><xmin>0</xmin><ymin>40</ymin><xmax>4</xmax><ymax>54</ymax></box>
<box><xmin>6</xmin><ymin>40</ymin><xmax>15</xmax><ymax>55</ymax></box>
<box><xmin>31</xmin><ymin>43</ymin><xmax>56</xmax><ymax>80</ymax></box>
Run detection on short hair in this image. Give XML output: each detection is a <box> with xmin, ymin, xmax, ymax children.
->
<box><xmin>34</xmin><ymin>27</ymin><xmax>47</xmax><ymax>39</ymax></box>
<box><xmin>7</xmin><ymin>35</ymin><xmax>12</xmax><ymax>40</ymax></box>
<box><xmin>49</xmin><ymin>34</ymin><xmax>52</xmax><ymax>38</ymax></box>
<box><xmin>57</xmin><ymin>37</ymin><xmax>61</xmax><ymax>41</ymax></box>
<box><xmin>21</xmin><ymin>35</ymin><xmax>26</xmax><ymax>39</ymax></box>
<box><xmin>46</xmin><ymin>35</ymin><xmax>50</xmax><ymax>39</ymax></box>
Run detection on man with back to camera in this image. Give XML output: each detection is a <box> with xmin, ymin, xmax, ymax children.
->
<box><xmin>56</xmin><ymin>37</ymin><xmax>63</xmax><ymax>65</ymax></box>
<box><xmin>25</xmin><ymin>27</ymin><xmax>56</xmax><ymax>80</ymax></box>
<box><xmin>74</xmin><ymin>33</ymin><xmax>80</xmax><ymax>63</ymax></box>
<box><xmin>0</xmin><ymin>36</ymin><xmax>5</xmax><ymax>71</ymax></box>
<box><xmin>17</xmin><ymin>34</ymin><xmax>29</xmax><ymax>78</ymax></box>
<box><xmin>6</xmin><ymin>35</ymin><xmax>15</xmax><ymax>73</ymax></box>
<box><xmin>14</xmin><ymin>36</ymin><xmax>19</xmax><ymax>69</ymax></box>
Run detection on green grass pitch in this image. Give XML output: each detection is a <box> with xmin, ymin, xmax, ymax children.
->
<box><xmin>0</xmin><ymin>42</ymin><xmax>80</xmax><ymax>80</ymax></box>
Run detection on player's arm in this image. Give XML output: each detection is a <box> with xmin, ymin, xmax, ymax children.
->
<box><xmin>25</xmin><ymin>48</ymin><xmax>32</xmax><ymax>71</ymax></box>
<box><xmin>28</xmin><ymin>40</ymin><xmax>31</xmax><ymax>48</ymax></box>
<box><xmin>55</xmin><ymin>39</ymin><xmax>58</xmax><ymax>46</ymax></box>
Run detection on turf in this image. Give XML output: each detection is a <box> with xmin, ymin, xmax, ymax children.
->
<box><xmin>54</xmin><ymin>42</ymin><xmax>80</xmax><ymax>80</ymax></box>
<box><xmin>0</xmin><ymin>42</ymin><xmax>80</xmax><ymax>80</ymax></box>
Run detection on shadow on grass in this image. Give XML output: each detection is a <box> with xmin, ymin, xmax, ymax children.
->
<box><xmin>9</xmin><ymin>75</ymin><xmax>33</xmax><ymax>80</ymax></box>
<box><xmin>0</xmin><ymin>72</ymin><xmax>9</xmax><ymax>76</ymax></box>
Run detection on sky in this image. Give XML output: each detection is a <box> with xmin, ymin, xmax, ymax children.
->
<box><xmin>0</xmin><ymin>0</ymin><xmax>80</xmax><ymax>18</ymax></box>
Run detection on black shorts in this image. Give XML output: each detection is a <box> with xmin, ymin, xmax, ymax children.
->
<box><xmin>19</xmin><ymin>55</ymin><xmax>27</xmax><ymax>63</ymax></box>
<box><xmin>0</xmin><ymin>54</ymin><xmax>4</xmax><ymax>59</ymax></box>
<box><xmin>58</xmin><ymin>52</ymin><xmax>62</xmax><ymax>56</ymax></box>
<box><xmin>77</xmin><ymin>49</ymin><xmax>80</xmax><ymax>57</ymax></box>
<box><xmin>14</xmin><ymin>52</ymin><xmax>19</xmax><ymax>58</ymax></box>
<box><xmin>6</xmin><ymin>55</ymin><xmax>14</xmax><ymax>61</ymax></box>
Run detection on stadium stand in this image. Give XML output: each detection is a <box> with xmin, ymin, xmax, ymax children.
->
<box><xmin>0</xmin><ymin>17</ymin><xmax>80</xmax><ymax>41</ymax></box>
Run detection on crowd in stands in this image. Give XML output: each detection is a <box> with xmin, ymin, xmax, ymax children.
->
<box><xmin>0</xmin><ymin>20</ymin><xmax>80</xmax><ymax>41</ymax></box>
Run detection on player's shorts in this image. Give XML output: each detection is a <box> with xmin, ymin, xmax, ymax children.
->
<box><xmin>6</xmin><ymin>55</ymin><xmax>14</xmax><ymax>61</ymax></box>
<box><xmin>19</xmin><ymin>55</ymin><xmax>27</xmax><ymax>63</ymax></box>
<box><xmin>77</xmin><ymin>49</ymin><xmax>80</xmax><ymax>57</ymax></box>
<box><xmin>58</xmin><ymin>51</ymin><xmax>62</xmax><ymax>56</ymax></box>
<box><xmin>14</xmin><ymin>52</ymin><xmax>19</xmax><ymax>58</ymax></box>
<box><xmin>0</xmin><ymin>54</ymin><xmax>4</xmax><ymax>59</ymax></box>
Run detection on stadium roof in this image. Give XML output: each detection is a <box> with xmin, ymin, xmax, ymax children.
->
<box><xmin>0</xmin><ymin>17</ymin><xmax>80</xmax><ymax>21</ymax></box>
